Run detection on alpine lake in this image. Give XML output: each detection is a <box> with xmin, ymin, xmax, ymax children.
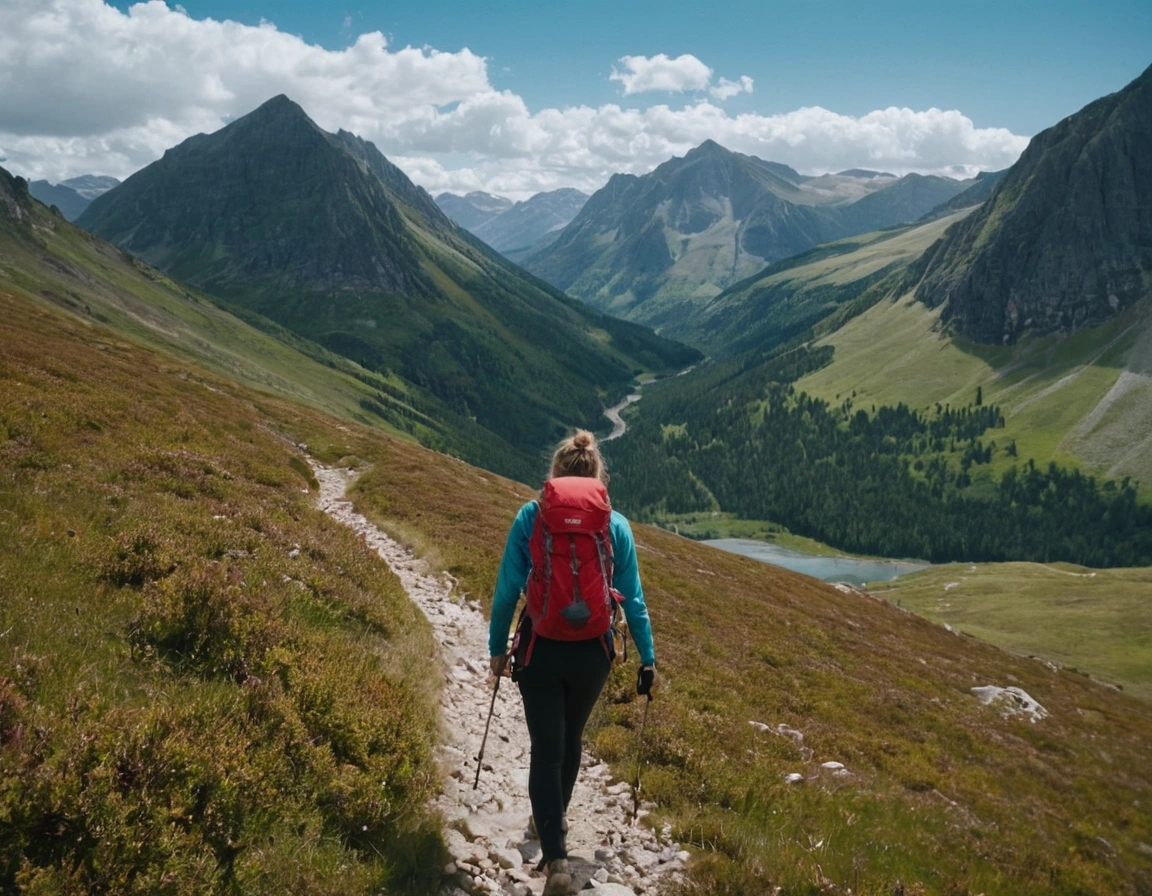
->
<box><xmin>704</xmin><ymin>538</ymin><xmax>928</xmax><ymax>586</ymax></box>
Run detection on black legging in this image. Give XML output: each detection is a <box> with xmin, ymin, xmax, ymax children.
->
<box><xmin>517</xmin><ymin>635</ymin><xmax>611</xmax><ymax>862</ymax></box>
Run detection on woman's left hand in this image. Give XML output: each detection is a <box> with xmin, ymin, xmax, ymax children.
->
<box><xmin>489</xmin><ymin>655</ymin><xmax>510</xmax><ymax>678</ymax></box>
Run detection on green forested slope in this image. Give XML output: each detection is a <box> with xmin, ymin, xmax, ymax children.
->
<box><xmin>606</xmin><ymin>342</ymin><xmax>1152</xmax><ymax>566</ymax></box>
<box><xmin>0</xmin><ymin>166</ymin><xmax>539</xmax><ymax>480</ymax></box>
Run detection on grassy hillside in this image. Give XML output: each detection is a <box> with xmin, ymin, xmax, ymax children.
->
<box><xmin>0</xmin><ymin>184</ymin><xmax>569</xmax><ymax>481</ymax></box>
<box><xmin>0</xmin><ymin>292</ymin><xmax>444</xmax><ymax>893</ymax></box>
<box><xmin>332</xmin><ymin>419</ymin><xmax>1152</xmax><ymax>895</ymax></box>
<box><xmin>797</xmin><ymin>291</ymin><xmax>1152</xmax><ymax>486</ymax></box>
<box><xmin>868</xmin><ymin>563</ymin><xmax>1152</xmax><ymax>702</ymax></box>
<box><xmin>5</xmin><ymin>275</ymin><xmax>1152</xmax><ymax>894</ymax></box>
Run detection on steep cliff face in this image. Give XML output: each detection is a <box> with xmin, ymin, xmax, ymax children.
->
<box><xmin>915</xmin><ymin>64</ymin><xmax>1152</xmax><ymax>343</ymax></box>
<box><xmin>0</xmin><ymin>167</ymin><xmax>34</xmax><ymax>227</ymax></box>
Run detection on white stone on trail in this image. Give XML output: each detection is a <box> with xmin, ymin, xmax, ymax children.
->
<box><xmin>312</xmin><ymin>462</ymin><xmax>684</xmax><ymax>896</ymax></box>
<box><xmin>971</xmin><ymin>685</ymin><xmax>1049</xmax><ymax>722</ymax></box>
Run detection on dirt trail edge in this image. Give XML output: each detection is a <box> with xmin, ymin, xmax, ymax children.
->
<box><xmin>313</xmin><ymin>462</ymin><xmax>686</xmax><ymax>896</ymax></box>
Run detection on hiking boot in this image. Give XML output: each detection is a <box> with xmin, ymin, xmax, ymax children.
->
<box><xmin>542</xmin><ymin>858</ymin><xmax>573</xmax><ymax>896</ymax></box>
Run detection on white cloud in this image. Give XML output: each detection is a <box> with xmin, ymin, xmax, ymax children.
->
<box><xmin>0</xmin><ymin>1</ymin><xmax>1030</xmax><ymax>201</ymax></box>
<box><xmin>610</xmin><ymin>53</ymin><xmax>713</xmax><ymax>95</ymax></box>
<box><xmin>711</xmin><ymin>75</ymin><xmax>754</xmax><ymax>101</ymax></box>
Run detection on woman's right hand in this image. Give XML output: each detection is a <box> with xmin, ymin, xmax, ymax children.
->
<box><xmin>490</xmin><ymin>654</ymin><xmax>510</xmax><ymax>678</ymax></box>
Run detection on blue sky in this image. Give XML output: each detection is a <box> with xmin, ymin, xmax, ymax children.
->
<box><xmin>128</xmin><ymin>0</ymin><xmax>1151</xmax><ymax>133</ymax></box>
<box><xmin>4</xmin><ymin>0</ymin><xmax>1149</xmax><ymax>197</ymax></box>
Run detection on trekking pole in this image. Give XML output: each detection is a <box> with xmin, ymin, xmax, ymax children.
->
<box><xmin>629</xmin><ymin>692</ymin><xmax>653</xmax><ymax>822</ymax></box>
<box><xmin>474</xmin><ymin>656</ymin><xmax>506</xmax><ymax>790</ymax></box>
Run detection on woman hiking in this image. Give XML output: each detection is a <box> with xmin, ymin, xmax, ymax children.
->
<box><xmin>488</xmin><ymin>429</ymin><xmax>657</xmax><ymax>896</ymax></box>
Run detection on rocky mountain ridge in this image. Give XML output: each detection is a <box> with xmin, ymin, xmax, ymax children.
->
<box><xmin>465</xmin><ymin>187</ymin><xmax>590</xmax><ymax>262</ymax></box>
<box><xmin>913</xmin><ymin>63</ymin><xmax>1152</xmax><ymax>343</ymax></box>
<box><xmin>434</xmin><ymin>190</ymin><xmax>514</xmax><ymax>230</ymax></box>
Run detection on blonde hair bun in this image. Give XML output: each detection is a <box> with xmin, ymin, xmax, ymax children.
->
<box><xmin>549</xmin><ymin>429</ymin><xmax>607</xmax><ymax>483</ymax></box>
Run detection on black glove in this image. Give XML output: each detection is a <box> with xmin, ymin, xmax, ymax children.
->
<box><xmin>637</xmin><ymin>665</ymin><xmax>656</xmax><ymax>698</ymax></box>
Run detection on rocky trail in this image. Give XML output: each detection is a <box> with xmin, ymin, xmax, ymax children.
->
<box><xmin>313</xmin><ymin>463</ymin><xmax>687</xmax><ymax>896</ymax></box>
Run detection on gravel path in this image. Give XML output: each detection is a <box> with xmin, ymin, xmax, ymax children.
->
<box><xmin>313</xmin><ymin>462</ymin><xmax>686</xmax><ymax>896</ymax></box>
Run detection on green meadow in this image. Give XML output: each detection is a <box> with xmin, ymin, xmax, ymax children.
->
<box><xmin>798</xmin><ymin>291</ymin><xmax>1152</xmax><ymax>486</ymax></box>
<box><xmin>870</xmin><ymin>563</ymin><xmax>1152</xmax><ymax>702</ymax></box>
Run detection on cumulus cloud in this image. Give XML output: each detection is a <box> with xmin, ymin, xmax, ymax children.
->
<box><xmin>711</xmin><ymin>75</ymin><xmax>754</xmax><ymax>101</ymax></box>
<box><xmin>610</xmin><ymin>53</ymin><xmax>714</xmax><ymax>95</ymax></box>
<box><xmin>0</xmin><ymin>0</ymin><xmax>1030</xmax><ymax>200</ymax></box>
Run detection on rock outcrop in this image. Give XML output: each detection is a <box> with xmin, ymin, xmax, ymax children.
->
<box><xmin>0</xmin><ymin>166</ymin><xmax>33</xmax><ymax>225</ymax></box>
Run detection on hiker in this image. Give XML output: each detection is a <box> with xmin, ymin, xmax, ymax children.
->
<box><xmin>488</xmin><ymin>429</ymin><xmax>657</xmax><ymax>896</ymax></box>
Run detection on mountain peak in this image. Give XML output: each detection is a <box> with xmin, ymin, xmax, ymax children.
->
<box><xmin>686</xmin><ymin>139</ymin><xmax>729</xmax><ymax>158</ymax></box>
<box><xmin>252</xmin><ymin>93</ymin><xmax>303</xmax><ymax>115</ymax></box>
<box><xmin>0</xmin><ymin>166</ymin><xmax>34</xmax><ymax>225</ymax></box>
<box><xmin>224</xmin><ymin>94</ymin><xmax>321</xmax><ymax>138</ymax></box>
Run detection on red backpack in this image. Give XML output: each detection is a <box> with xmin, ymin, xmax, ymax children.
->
<box><xmin>524</xmin><ymin>476</ymin><xmax>618</xmax><ymax>642</ymax></box>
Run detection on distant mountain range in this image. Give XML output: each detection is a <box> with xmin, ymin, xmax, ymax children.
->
<box><xmin>76</xmin><ymin>96</ymin><xmax>697</xmax><ymax>477</ymax></box>
<box><xmin>433</xmin><ymin>190</ymin><xmax>513</xmax><ymax>230</ymax></box>
<box><xmin>28</xmin><ymin>174</ymin><xmax>120</xmax><ymax>221</ymax></box>
<box><xmin>917</xmin><ymin>168</ymin><xmax>1008</xmax><ymax>222</ymax></box>
<box><xmin>435</xmin><ymin>188</ymin><xmax>589</xmax><ymax>262</ymax></box>
<box><xmin>521</xmin><ymin>139</ymin><xmax>980</xmax><ymax>333</ymax></box>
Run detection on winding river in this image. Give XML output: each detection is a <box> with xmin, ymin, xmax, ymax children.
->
<box><xmin>603</xmin><ymin>392</ymin><xmax>642</xmax><ymax>441</ymax></box>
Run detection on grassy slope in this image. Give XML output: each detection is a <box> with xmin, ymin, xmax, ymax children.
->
<box><xmin>5</xmin><ymin>282</ymin><xmax>1152</xmax><ymax>893</ymax></box>
<box><xmin>0</xmin><ymin>204</ymin><xmax>551</xmax><ymax>479</ymax></box>
<box><xmin>797</xmin><ymin>290</ymin><xmax>1152</xmax><ymax>486</ymax></box>
<box><xmin>320</xmin><ymin>430</ymin><xmax>1152</xmax><ymax>895</ymax></box>
<box><xmin>0</xmin><ymin>212</ymin><xmax>420</xmax><ymax>438</ymax></box>
<box><xmin>868</xmin><ymin>564</ymin><xmax>1152</xmax><ymax>702</ymax></box>
<box><xmin>732</xmin><ymin>212</ymin><xmax>966</xmax><ymax>293</ymax></box>
<box><xmin>0</xmin><ymin>292</ymin><xmax>444</xmax><ymax>893</ymax></box>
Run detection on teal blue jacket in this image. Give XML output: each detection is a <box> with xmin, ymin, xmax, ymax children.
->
<box><xmin>488</xmin><ymin>501</ymin><xmax>656</xmax><ymax>666</ymax></box>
